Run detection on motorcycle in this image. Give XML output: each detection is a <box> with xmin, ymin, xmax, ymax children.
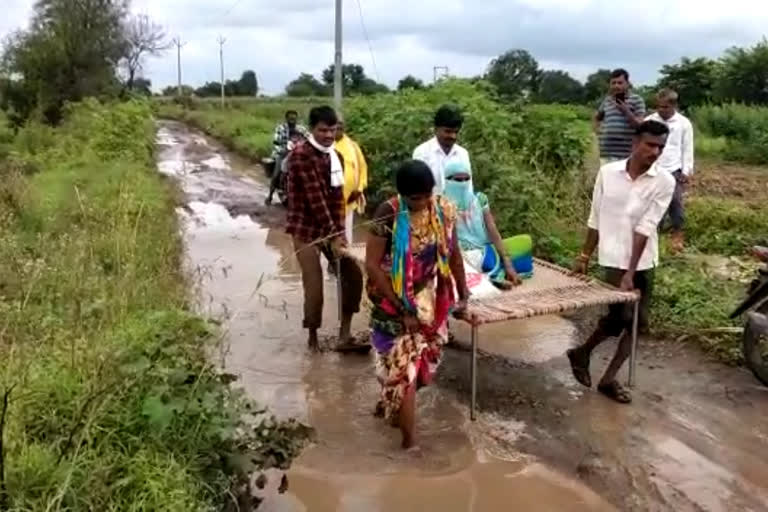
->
<box><xmin>263</xmin><ymin>136</ymin><xmax>303</xmax><ymax>206</ymax></box>
<box><xmin>730</xmin><ymin>245</ymin><xmax>768</xmax><ymax>386</ymax></box>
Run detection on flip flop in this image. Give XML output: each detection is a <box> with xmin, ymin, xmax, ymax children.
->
<box><xmin>567</xmin><ymin>348</ymin><xmax>592</xmax><ymax>388</ymax></box>
<box><xmin>597</xmin><ymin>381</ymin><xmax>632</xmax><ymax>404</ymax></box>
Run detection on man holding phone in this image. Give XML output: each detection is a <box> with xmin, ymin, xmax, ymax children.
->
<box><xmin>594</xmin><ymin>69</ymin><xmax>646</xmax><ymax>165</ymax></box>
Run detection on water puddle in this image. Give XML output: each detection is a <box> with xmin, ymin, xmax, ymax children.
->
<box><xmin>155</xmin><ymin>120</ymin><xmax>768</xmax><ymax>511</ymax></box>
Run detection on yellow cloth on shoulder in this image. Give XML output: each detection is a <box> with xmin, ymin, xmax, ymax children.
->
<box><xmin>336</xmin><ymin>134</ymin><xmax>368</xmax><ymax>213</ymax></box>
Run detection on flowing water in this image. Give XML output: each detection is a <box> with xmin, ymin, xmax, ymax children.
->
<box><xmin>156</xmin><ymin>120</ymin><xmax>768</xmax><ymax>512</ymax></box>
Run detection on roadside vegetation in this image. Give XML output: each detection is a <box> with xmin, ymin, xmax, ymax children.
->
<box><xmin>0</xmin><ymin>99</ymin><xmax>310</xmax><ymax>510</ymax></box>
<box><xmin>156</xmin><ymin>77</ymin><xmax>768</xmax><ymax>364</ymax></box>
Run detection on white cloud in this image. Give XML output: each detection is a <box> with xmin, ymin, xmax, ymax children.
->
<box><xmin>2</xmin><ymin>0</ymin><xmax>768</xmax><ymax>94</ymax></box>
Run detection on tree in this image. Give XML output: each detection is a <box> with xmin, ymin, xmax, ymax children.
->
<box><xmin>717</xmin><ymin>39</ymin><xmax>768</xmax><ymax>105</ymax></box>
<box><xmin>161</xmin><ymin>84</ymin><xmax>193</xmax><ymax>97</ymax></box>
<box><xmin>397</xmin><ymin>75</ymin><xmax>425</xmax><ymax>91</ymax></box>
<box><xmin>657</xmin><ymin>57</ymin><xmax>718</xmax><ymax>108</ymax></box>
<box><xmin>121</xmin><ymin>14</ymin><xmax>169</xmax><ymax>92</ymax></box>
<box><xmin>583</xmin><ymin>69</ymin><xmax>612</xmax><ymax>104</ymax></box>
<box><xmin>1</xmin><ymin>0</ymin><xmax>129</xmax><ymax>124</ymax></box>
<box><xmin>535</xmin><ymin>70</ymin><xmax>584</xmax><ymax>104</ymax></box>
<box><xmin>195</xmin><ymin>82</ymin><xmax>222</xmax><ymax>97</ymax></box>
<box><xmin>485</xmin><ymin>49</ymin><xmax>541</xmax><ymax>99</ymax></box>
<box><xmin>285</xmin><ymin>73</ymin><xmax>328</xmax><ymax>97</ymax></box>
<box><xmin>133</xmin><ymin>77</ymin><xmax>152</xmax><ymax>96</ymax></box>
<box><xmin>237</xmin><ymin>70</ymin><xmax>258</xmax><ymax>96</ymax></box>
<box><xmin>321</xmin><ymin>63</ymin><xmax>389</xmax><ymax>95</ymax></box>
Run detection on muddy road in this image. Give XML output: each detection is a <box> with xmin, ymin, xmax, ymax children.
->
<box><xmin>156</xmin><ymin>120</ymin><xmax>768</xmax><ymax>512</ymax></box>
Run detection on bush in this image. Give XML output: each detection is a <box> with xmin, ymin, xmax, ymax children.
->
<box><xmin>344</xmin><ymin>80</ymin><xmax>593</xmax><ymax>240</ymax></box>
<box><xmin>686</xmin><ymin>197</ymin><xmax>768</xmax><ymax>255</ymax></box>
<box><xmin>1</xmin><ymin>99</ymin><xmax>310</xmax><ymax>510</ymax></box>
<box><xmin>692</xmin><ymin>103</ymin><xmax>768</xmax><ymax>164</ymax></box>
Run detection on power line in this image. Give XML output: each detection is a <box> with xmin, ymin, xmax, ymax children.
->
<box><xmin>220</xmin><ymin>0</ymin><xmax>245</xmax><ymax>19</ymax></box>
<box><xmin>354</xmin><ymin>0</ymin><xmax>380</xmax><ymax>83</ymax></box>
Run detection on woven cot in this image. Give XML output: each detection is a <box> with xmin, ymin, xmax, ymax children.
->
<box><xmin>342</xmin><ymin>243</ymin><xmax>641</xmax><ymax>420</ymax></box>
<box><xmin>342</xmin><ymin>244</ymin><xmax>638</xmax><ymax>325</ymax></box>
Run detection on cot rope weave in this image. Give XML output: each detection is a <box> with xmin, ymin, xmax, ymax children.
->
<box><xmin>343</xmin><ymin>244</ymin><xmax>639</xmax><ymax>326</ymax></box>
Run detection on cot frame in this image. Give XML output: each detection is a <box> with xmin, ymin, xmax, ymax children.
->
<box><xmin>340</xmin><ymin>249</ymin><xmax>640</xmax><ymax>421</ymax></box>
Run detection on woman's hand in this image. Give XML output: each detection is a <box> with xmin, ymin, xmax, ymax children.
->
<box><xmin>504</xmin><ymin>264</ymin><xmax>522</xmax><ymax>286</ymax></box>
<box><xmin>403</xmin><ymin>312</ymin><xmax>420</xmax><ymax>333</ymax></box>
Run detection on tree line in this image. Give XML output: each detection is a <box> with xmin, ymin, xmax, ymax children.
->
<box><xmin>476</xmin><ymin>40</ymin><xmax>768</xmax><ymax>108</ymax></box>
<box><xmin>162</xmin><ymin>70</ymin><xmax>259</xmax><ymax>98</ymax></box>
<box><xmin>282</xmin><ymin>38</ymin><xmax>768</xmax><ymax>110</ymax></box>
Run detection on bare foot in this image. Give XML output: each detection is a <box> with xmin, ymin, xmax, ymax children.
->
<box><xmin>308</xmin><ymin>331</ymin><xmax>320</xmax><ymax>352</ymax></box>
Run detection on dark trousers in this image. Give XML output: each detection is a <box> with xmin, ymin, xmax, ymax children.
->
<box><xmin>667</xmin><ymin>170</ymin><xmax>686</xmax><ymax>232</ymax></box>
<box><xmin>598</xmin><ymin>268</ymin><xmax>654</xmax><ymax>335</ymax></box>
<box><xmin>293</xmin><ymin>237</ymin><xmax>363</xmax><ymax>330</ymax></box>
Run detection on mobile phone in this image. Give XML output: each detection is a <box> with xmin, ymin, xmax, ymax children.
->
<box><xmin>614</xmin><ymin>92</ymin><xmax>627</xmax><ymax>103</ymax></box>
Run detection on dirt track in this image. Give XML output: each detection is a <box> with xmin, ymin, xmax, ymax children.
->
<box><xmin>157</xmin><ymin>120</ymin><xmax>768</xmax><ymax>512</ymax></box>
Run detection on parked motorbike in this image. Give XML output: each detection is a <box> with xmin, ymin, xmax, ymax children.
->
<box><xmin>730</xmin><ymin>245</ymin><xmax>768</xmax><ymax>386</ymax></box>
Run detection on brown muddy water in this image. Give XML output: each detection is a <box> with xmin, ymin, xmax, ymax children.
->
<box><xmin>156</xmin><ymin>120</ymin><xmax>768</xmax><ymax>512</ymax></box>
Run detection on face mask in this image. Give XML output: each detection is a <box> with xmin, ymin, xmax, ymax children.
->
<box><xmin>444</xmin><ymin>179</ymin><xmax>474</xmax><ymax>211</ymax></box>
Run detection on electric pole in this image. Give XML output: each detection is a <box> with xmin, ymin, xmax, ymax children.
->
<box><xmin>334</xmin><ymin>0</ymin><xmax>343</xmax><ymax>113</ymax></box>
<box><xmin>433</xmin><ymin>66</ymin><xmax>449</xmax><ymax>83</ymax></box>
<box><xmin>218</xmin><ymin>35</ymin><xmax>227</xmax><ymax>108</ymax></box>
<box><xmin>172</xmin><ymin>37</ymin><xmax>186</xmax><ymax>97</ymax></box>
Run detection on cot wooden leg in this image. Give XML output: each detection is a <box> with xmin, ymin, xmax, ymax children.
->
<box><xmin>336</xmin><ymin>259</ymin><xmax>343</xmax><ymax>324</ymax></box>
<box><xmin>471</xmin><ymin>323</ymin><xmax>478</xmax><ymax>421</ymax></box>
<box><xmin>628</xmin><ymin>300</ymin><xmax>639</xmax><ymax>388</ymax></box>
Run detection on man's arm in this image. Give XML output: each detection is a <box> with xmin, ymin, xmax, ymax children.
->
<box><xmin>575</xmin><ymin>170</ymin><xmax>603</xmax><ymax>272</ymax></box>
<box><xmin>291</xmin><ymin>151</ymin><xmax>339</xmax><ymax>240</ymax></box>
<box><xmin>616</xmin><ymin>96</ymin><xmax>645</xmax><ymax>128</ymax></box>
<box><xmin>356</xmin><ymin>141</ymin><xmax>368</xmax><ymax>191</ymax></box>
<box><xmin>623</xmin><ymin>178</ymin><xmax>676</xmax><ymax>288</ymax></box>
<box><xmin>682</xmin><ymin>119</ymin><xmax>695</xmax><ymax>177</ymax></box>
<box><xmin>593</xmin><ymin>98</ymin><xmax>605</xmax><ymax>134</ymax></box>
<box><xmin>273</xmin><ymin>124</ymin><xmax>286</xmax><ymax>151</ymax></box>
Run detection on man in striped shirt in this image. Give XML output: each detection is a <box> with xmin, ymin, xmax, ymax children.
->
<box><xmin>594</xmin><ymin>69</ymin><xmax>646</xmax><ymax>164</ymax></box>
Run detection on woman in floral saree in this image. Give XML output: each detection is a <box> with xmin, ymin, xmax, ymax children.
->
<box><xmin>365</xmin><ymin>160</ymin><xmax>470</xmax><ymax>449</ymax></box>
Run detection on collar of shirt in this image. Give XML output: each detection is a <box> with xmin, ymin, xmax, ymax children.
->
<box><xmin>428</xmin><ymin>136</ymin><xmax>459</xmax><ymax>158</ymax></box>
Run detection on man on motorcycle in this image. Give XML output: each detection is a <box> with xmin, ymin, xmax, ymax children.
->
<box><xmin>266</xmin><ymin>110</ymin><xmax>308</xmax><ymax>206</ymax></box>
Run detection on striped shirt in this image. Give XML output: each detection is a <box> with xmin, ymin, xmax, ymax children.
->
<box><xmin>597</xmin><ymin>94</ymin><xmax>646</xmax><ymax>159</ymax></box>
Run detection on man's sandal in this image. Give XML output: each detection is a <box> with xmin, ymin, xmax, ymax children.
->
<box><xmin>597</xmin><ymin>381</ymin><xmax>632</xmax><ymax>404</ymax></box>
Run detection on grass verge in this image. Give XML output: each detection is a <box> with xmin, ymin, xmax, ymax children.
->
<box><xmin>1</xmin><ymin>99</ymin><xmax>310</xmax><ymax>510</ymax></box>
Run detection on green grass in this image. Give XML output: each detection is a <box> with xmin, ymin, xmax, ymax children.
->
<box><xmin>1</xmin><ymin>99</ymin><xmax>310</xmax><ymax>510</ymax></box>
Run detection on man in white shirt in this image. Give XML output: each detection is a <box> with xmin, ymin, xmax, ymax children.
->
<box><xmin>645</xmin><ymin>88</ymin><xmax>694</xmax><ymax>253</ymax></box>
<box><xmin>413</xmin><ymin>105</ymin><xmax>471</xmax><ymax>195</ymax></box>
<box><xmin>567</xmin><ymin>120</ymin><xmax>675</xmax><ymax>404</ymax></box>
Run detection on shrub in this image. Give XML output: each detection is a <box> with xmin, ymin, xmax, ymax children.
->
<box><xmin>686</xmin><ymin>197</ymin><xmax>768</xmax><ymax>255</ymax></box>
<box><xmin>344</xmin><ymin>80</ymin><xmax>593</xmax><ymax>241</ymax></box>
<box><xmin>692</xmin><ymin>103</ymin><xmax>768</xmax><ymax>164</ymax></box>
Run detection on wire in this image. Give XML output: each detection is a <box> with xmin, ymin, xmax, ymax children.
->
<box><xmin>220</xmin><ymin>0</ymin><xmax>245</xmax><ymax>20</ymax></box>
<box><xmin>354</xmin><ymin>0</ymin><xmax>381</xmax><ymax>83</ymax></box>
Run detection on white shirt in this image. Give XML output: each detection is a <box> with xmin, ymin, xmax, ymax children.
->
<box><xmin>588</xmin><ymin>159</ymin><xmax>676</xmax><ymax>271</ymax></box>
<box><xmin>645</xmin><ymin>111</ymin><xmax>695</xmax><ymax>176</ymax></box>
<box><xmin>412</xmin><ymin>137</ymin><xmax>471</xmax><ymax>195</ymax></box>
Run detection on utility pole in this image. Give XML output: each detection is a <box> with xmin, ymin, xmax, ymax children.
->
<box><xmin>172</xmin><ymin>37</ymin><xmax>186</xmax><ymax>97</ymax></box>
<box><xmin>218</xmin><ymin>35</ymin><xmax>226</xmax><ymax>108</ymax></box>
<box><xmin>334</xmin><ymin>0</ymin><xmax>343</xmax><ymax>112</ymax></box>
<box><xmin>433</xmin><ymin>66</ymin><xmax>449</xmax><ymax>83</ymax></box>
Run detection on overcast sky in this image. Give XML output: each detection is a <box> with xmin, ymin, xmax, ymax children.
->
<box><xmin>3</xmin><ymin>0</ymin><xmax>768</xmax><ymax>94</ymax></box>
